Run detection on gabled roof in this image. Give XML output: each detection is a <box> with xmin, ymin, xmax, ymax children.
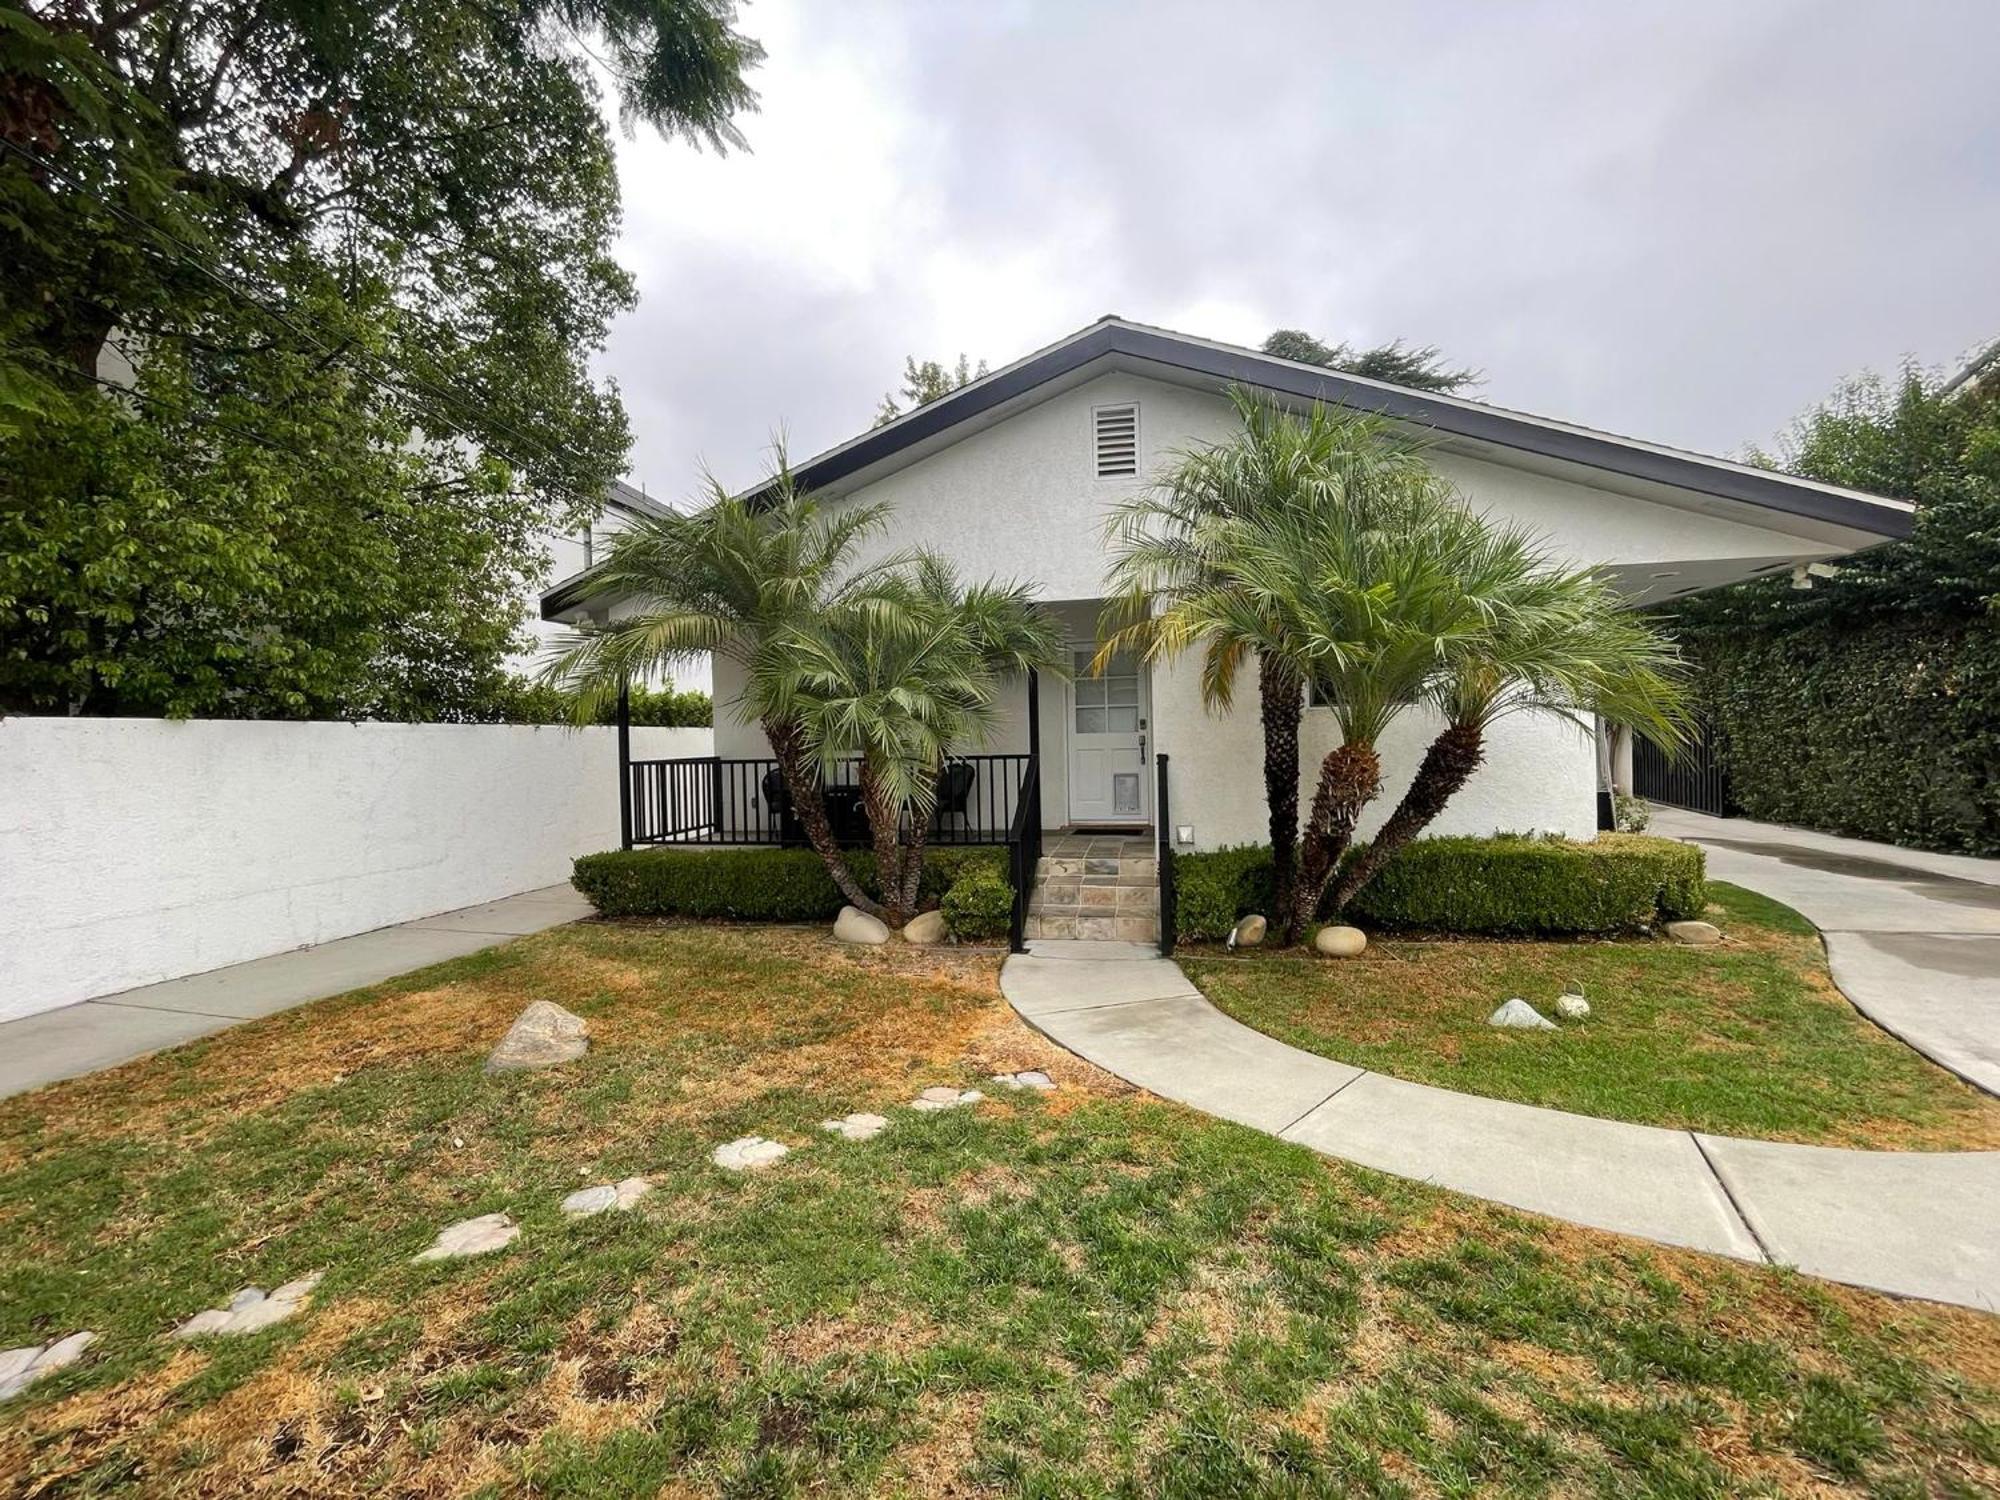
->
<box><xmin>603</xmin><ymin>479</ymin><xmax>672</xmax><ymax>521</ymax></box>
<box><xmin>757</xmin><ymin>316</ymin><xmax>1914</xmax><ymax>537</ymax></box>
<box><xmin>544</xmin><ymin>316</ymin><xmax>1914</xmax><ymax>619</ymax></box>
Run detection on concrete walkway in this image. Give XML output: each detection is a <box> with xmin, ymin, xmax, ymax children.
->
<box><xmin>1001</xmin><ymin>941</ymin><xmax>2000</xmax><ymax>1311</ymax></box>
<box><xmin>0</xmin><ymin>886</ymin><xmax>595</xmax><ymax>1101</ymax></box>
<box><xmin>1652</xmin><ymin>806</ymin><xmax>2000</xmax><ymax>1095</ymax></box>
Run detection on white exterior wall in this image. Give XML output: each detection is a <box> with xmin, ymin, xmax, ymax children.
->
<box><xmin>712</xmin><ymin>372</ymin><xmax>1824</xmax><ymax>844</ymax></box>
<box><xmin>0</xmin><ymin>717</ymin><xmax>710</xmax><ymax>1022</ymax></box>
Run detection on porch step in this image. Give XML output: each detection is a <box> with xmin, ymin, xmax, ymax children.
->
<box><xmin>1024</xmin><ymin>832</ymin><xmax>1160</xmax><ymax>944</ymax></box>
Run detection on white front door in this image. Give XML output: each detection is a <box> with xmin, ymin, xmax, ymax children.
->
<box><xmin>1066</xmin><ymin>645</ymin><xmax>1150</xmax><ymax>825</ymax></box>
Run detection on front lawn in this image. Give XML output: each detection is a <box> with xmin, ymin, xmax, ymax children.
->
<box><xmin>1188</xmin><ymin>883</ymin><xmax>2000</xmax><ymax>1148</ymax></box>
<box><xmin>1</xmin><ymin>921</ymin><xmax>1996</xmax><ymax>1496</ymax></box>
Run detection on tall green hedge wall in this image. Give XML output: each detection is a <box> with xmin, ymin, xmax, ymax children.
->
<box><xmin>1697</xmin><ymin>621</ymin><xmax>2000</xmax><ymax>856</ymax></box>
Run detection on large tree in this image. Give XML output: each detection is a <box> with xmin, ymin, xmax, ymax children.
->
<box><xmin>0</xmin><ymin>1</ymin><xmax>760</xmax><ymax>716</ymax></box>
<box><xmin>1261</xmin><ymin>328</ymin><xmax>1479</xmax><ymax>395</ymax></box>
<box><xmin>873</xmin><ymin>352</ymin><xmax>987</xmax><ymax>427</ymax></box>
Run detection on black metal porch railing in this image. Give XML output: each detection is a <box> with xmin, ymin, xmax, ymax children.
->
<box><xmin>1007</xmin><ymin>760</ymin><xmax>1042</xmax><ymax>954</ymax></box>
<box><xmin>1156</xmin><ymin>752</ymin><xmax>1177</xmax><ymax>957</ymax></box>
<box><xmin>625</xmin><ymin>755</ymin><xmax>1036</xmax><ymax>850</ymax></box>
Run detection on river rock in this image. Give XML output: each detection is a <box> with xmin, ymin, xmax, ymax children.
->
<box><xmin>485</xmin><ymin>1001</ymin><xmax>589</xmax><ymax>1074</ymax></box>
<box><xmin>1554</xmin><ymin>989</ymin><xmax>1591</xmax><ymax>1021</ymax></box>
<box><xmin>1231</xmin><ymin>915</ymin><xmax>1268</xmax><ymax>948</ymax></box>
<box><xmin>834</xmin><ymin>906</ymin><xmax>891</xmax><ymax>945</ymax></box>
<box><xmin>1666</xmin><ymin>920</ymin><xmax>1722</xmax><ymax>946</ymax></box>
<box><xmin>902</xmin><ymin>910</ymin><xmax>948</xmax><ymax>945</ymax></box>
<box><xmin>1489</xmin><ymin>998</ymin><xmax>1558</xmax><ymax>1030</ymax></box>
<box><xmin>1313</xmin><ymin>925</ymin><xmax>1368</xmax><ymax>958</ymax></box>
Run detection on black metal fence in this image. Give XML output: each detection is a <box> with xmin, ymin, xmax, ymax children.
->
<box><xmin>1155</xmin><ymin>752</ymin><xmax>1177</xmax><ymax>957</ymax></box>
<box><xmin>626</xmin><ymin>754</ymin><xmax>1036</xmax><ymax>849</ymax></box>
<box><xmin>1007</xmin><ymin>762</ymin><xmax>1043</xmax><ymax>953</ymax></box>
<box><xmin>1633</xmin><ymin>721</ymin><xmax>1733</xmax><ymax>817</ymax></box>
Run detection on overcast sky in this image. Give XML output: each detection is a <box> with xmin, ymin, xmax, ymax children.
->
<box><xmin>593</xmin><ymin>0</ymin><xmax>2000</xmax><ymax>502</ymax></box>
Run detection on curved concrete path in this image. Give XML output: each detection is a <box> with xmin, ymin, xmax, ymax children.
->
<box><xmin>1651</xmin><ymin>806</ymin><xmax>2000</xmax><ymax>1096</ymax></box>
<box><xmin>1001</xmin><ymin>940</ymin><xmax>2000</xmax><ymax>1312</ymax></box>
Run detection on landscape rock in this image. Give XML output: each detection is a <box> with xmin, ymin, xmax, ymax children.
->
<box><xmin>1313</xmin><ymin>925</ymin><xmax>1368</xmax><ymax>958</ymax></box>
<box><xmin>713</xmin><ymin>1135</ymin><xmax>791</xmax><ymax>1171</ymax></box>
<box><xmin>821</xmin><ymin>1112</ymin><xmax>891</xmax><ymax>1142</ymax></box>
<box><xmin>902</xmin><ymin>910</ymin><xmax>948</xmax><ymax>945</ymax></box>
<box><xmin>485</xmin><ymin>1001</ymin><xmax>589</xmax><ymax>1074</ymax></box>
<box><xmin>1489</xmin><ymin>998</ymin><xmax>1558</xmax><ymax>1030</ymax></box>
<box><xmin>561</xmin><ymin>1178</ymin><xmax>651</xmax><ymax>1217</ymax></box>
<box><xmin>990</xmin><ymin>1070</ymin><xmax>1056</xmax><ymax>1092</ymax></box>
<box><xmin>414</xmin><ymin>1213</ymin><xmax>520</xmax><ymax>1262</ymax></box>
<box><xmin>1666</xmin><ymin>920</ymin><xmax>1722</xmax><ymax>946</ymax></box>
<box><xmin>1554</xmin><ymin>985</ymin><xmax>1591</xmax><ymax>1021</ymax></box>
<box><xmin>834</xmin><ymin>906</ymin><xmax>891</xmax><ymax>945</ymax></box>
<box><xmin>0</xmin><ymin>1332</ymin><xmax>95</xmax><ymax>1401</ymax></box>
<box><xmin>910</xmin><ymin>1086</ymin><xmax>984</xmax><ymax>1112</ymax></box>
<box><xmin>1230</xmin><ymin>915</ymin><xmax>1268</xmax><ymax>948</ymax></box>
<box><xmin>174</xmin><ymin>1276</ymin><xmax>323</xmax><ymax>1339</ymax></box>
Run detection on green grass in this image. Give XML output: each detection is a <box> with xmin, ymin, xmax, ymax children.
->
<box><xmin>1187</xmin><ymin>883</ymin><xmax>2000</xmax><ymax>1148</ymax></box>
<box><xmin>0</xmin><ymin>921</ymin><xmax>1994</xmax><ymax>1496</ymax></box>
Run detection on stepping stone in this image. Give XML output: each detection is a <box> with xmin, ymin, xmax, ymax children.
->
<box><xmin>561</xmin><ymin>1178</ymin><xmax>651</xmax><ymax>1217</ymax></box>
<box><xmin>414</xmin><ymin>1213</ymin><xmax>520</xmax><ymax>1262</ymax></box>
<box><xmin>990</xmin><ymin>1071</ymin><xmax>1056</xmax><ymax>1092</ymax></box>
<box><xmin>174</xmin><ymin>1274</ymin><xmax>324</xmax><ymax>1339</ymax></box>
<box><xmin>713</xmin><ymin>1136</ymin><xmax>790</xmax><ymax>1171</ymax></box>
<box><xmin>910</xmin><ymin>1087</ymin><xmax>984</xmax><ymax>1112</ymax></box>
<box><xmin>0</xmin><ymin>1332</ymin><xmax>97</xmax><ymax>1401</ymax></box>
<box><xmin>821</xmin><ymin>1112</ymin><xmax>891</xmax><ymax>1142</ymax></box>
<box><xmin>485</xmin><ymin>1001</ymin><xmax>589</xmax><ymax>1074</ymax></box>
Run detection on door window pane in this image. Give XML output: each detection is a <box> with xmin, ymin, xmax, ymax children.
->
<box><xmin>1074</xmin><ymin>707</ymin><xmax>1105</xmax><ymax>735</ymax></box>
<box><xmin>1105</xmin><ymin>706</ymin><xmax>1138</xmax><ymax>733</ymax></box>
<box><xmin>1074</xmin><ymin>679</ymin><xmax>1104</xmax><ymax>707</ymax></box>
<box><xmin>1107</xmin><ymin>679</ymin><xmax>1138</xmax><ymax>706</ymax></box>
<box><xmin>1072</xmin><ymin>648</ymin><xmax>1096</xmax><ymax>674</ymax></box>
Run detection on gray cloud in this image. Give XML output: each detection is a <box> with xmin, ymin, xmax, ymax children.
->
<box><xmin>598</xmin><ymin>0</ymin><xmax>2000</xmax><ymax>498</ymax></box>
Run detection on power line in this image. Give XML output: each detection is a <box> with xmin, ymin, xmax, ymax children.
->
<box><xmin>1</xmin><ymin>136</ymin><xmax>603</xmax><ymax>503</ymax></box>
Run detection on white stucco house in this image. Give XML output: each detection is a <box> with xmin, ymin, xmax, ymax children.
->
<box><xmin>542</xmin><ymin>318</ymin><xmax>1912</xmax><ymax>939</ymax></box>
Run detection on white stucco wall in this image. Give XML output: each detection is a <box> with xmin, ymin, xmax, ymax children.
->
<box><xmin>708</xmin><ymin>371</ymin><xmax>1829</xmax><ymax>842</ymax></box>
<box><xmin>0</xmin><ymin>717</ymin><xmax>710</xmax><ymax>1022</ymax></box>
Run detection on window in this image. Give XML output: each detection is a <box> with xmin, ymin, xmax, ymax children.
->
<box><xmin>1093</xmin><ymin>403</ymin><xmax>1138</xmax><ymax>477</ymax></box>
<box><xmin>1074</xmin><ymin>647</ymin><xmax>1141</xmax><ymax>734</ymax></box>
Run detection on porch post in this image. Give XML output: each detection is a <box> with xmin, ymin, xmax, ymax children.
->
<box><xmin>617</xmin><ymin>676</ymin><xmax>633</xmax><ymax>850</ymax></box>
<box><xmin>1026</xmin><ymin>668</ymin><xmax>1042</xmax><ymax>830</ymax></box>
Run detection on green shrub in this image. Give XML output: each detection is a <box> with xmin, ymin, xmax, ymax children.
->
<box><xmin>1170</xmin><ymin>833</ymin><xmax>1706</xmax><ymax>940</ymax></box>
<box><xmin>571</xmin><ymin>845</ymin><xmax>1009</xmax><ymax>928</ymax></box>
<box><xmin>940</xmin><ymin>860</ymin><xmax>1014</xmax><ymax>942</ymax></box>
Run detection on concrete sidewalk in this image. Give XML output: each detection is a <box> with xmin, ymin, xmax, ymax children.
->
<box><xmin>1002</xmin><ymin>942</ymin><xmax>2000</xmax><ymax>1312</ymax></box>
<box><xmin>1652</xmin><ymin>807</ymin><xmax>2000</xmax><ymax>1095</ymax></box>
<box><xmin>0</xmin><ymin>886</ymin><xmax>594</xmax><ymax>1101</ymax></box>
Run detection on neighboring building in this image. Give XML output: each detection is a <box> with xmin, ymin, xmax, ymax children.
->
<box><xmin>542</xmin><ymin>317</ymin><xmax>1912</xmax><ymax>867</ymax></box>
<box><xmin>519</xmin><ymin>481</ymin><xmax>698</xmax><ymax>681</ymax></box>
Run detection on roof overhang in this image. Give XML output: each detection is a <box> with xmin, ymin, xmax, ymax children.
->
<box><xmin>544</xmin><ymin>317</ymin><xmax>1915</xmax><ymax>622</ymax></box>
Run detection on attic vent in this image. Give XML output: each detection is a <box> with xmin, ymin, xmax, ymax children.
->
<box><xmin>1094</xmin><ymin>403</ymin><xmax>1138</xmax><ymax>477</ymax></box>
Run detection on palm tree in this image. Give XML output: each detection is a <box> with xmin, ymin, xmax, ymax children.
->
<box><xmin>758</xmin><ymin>556</ymin><xmax>1065</xmax><ymax>925</ymax></box>
<box><xmin>1099</xmin><ymin>389</ymin><xmax>1441</xmax><ymax>924</ymax></box>
<box><xmin>538</xmin><ymin>451</ymin><xmax>893</xmax><ymax>915</ymax></box>
<box><xmin>1325</xmin><ymin>538</ymin><xmax>1691</xmax><ymax>915</ymax></box>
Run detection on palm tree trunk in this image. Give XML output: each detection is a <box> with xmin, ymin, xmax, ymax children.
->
<box><xmin>1288</xmin><ymin>742</ymin><xmax>1381</xmax><ymax>941</ymax></box>
<box><xmin>858</xmin><ymin>760</ymin><xmax>914</xmax><ymax>927</ymax></box>
<box><xmin>765</xmin><ymin>717</ymin><xmax>881</xmax><ymax>916</ymax></box>
<box><xmin>1258</xmin><ymin>652</ymin><xmax>1303</xmax><ymax>939</ymax></box>
<box><xmin>1327</xmin><ymin>721</ymin><xmax>1484</xmax><ymax>915</ymax></box>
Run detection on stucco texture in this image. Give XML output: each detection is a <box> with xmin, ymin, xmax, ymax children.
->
<box><xmin>0</xmin><ymin>718</ymin><xmax>709</xmax><ymax>1021</ymax></box>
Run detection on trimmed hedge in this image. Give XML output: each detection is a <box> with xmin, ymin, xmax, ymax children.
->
<box><xmin>571</xmin><ymin>845</ymin><xmax>1011</xmax><ymax>939</ymax></box>
<box><xmin>1173</xmin><ymin>833</ymin><xmax>1706</xmax><ymax>941</ymax></box>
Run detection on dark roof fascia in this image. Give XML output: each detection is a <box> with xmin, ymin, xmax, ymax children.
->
<box><xmin>759</xmin><ymin>323</ymin><xmax>1914</xmax><ymax>540</ymax></box>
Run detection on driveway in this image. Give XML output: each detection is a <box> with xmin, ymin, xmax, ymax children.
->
<box><xmin>1650</xmin><ymin>807</ymin><xmax>2000</xmax><ymax>1096</ymax></box>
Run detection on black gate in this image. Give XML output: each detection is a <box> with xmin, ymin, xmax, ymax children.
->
<box><xmin>1633</xmin><ymin>719</ymin><xmax>1733</xmax><ymax>817</ymax></box>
